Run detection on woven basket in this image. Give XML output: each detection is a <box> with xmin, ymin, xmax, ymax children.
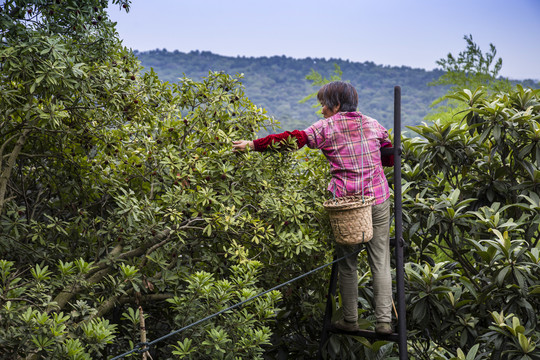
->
<box><xmin>323</xmin><ymin>195</ymin><xmax>375</xmax><ymax>245</ymax></box>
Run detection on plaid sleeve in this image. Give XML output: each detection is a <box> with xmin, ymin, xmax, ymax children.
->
<box><xmin>304</xmin><ymin>119</ymin><xmax>327</xmax><ymax>149</ymax></box>
<box><xmin>377</xmin><ymin>122</ymin><xmax>390</xmax><ymax>142</ymax></box>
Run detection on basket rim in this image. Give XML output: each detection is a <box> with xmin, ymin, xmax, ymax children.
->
<box><xmin>323</xmin><ymin>195</ymin><xmax>375</xmax><ymax>210</ymax></box>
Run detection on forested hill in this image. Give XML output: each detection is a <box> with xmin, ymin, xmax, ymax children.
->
<box><xmin>135</xmin><ymin>49</ymin><xmax>449</xmax><ymax>131</ymax></box>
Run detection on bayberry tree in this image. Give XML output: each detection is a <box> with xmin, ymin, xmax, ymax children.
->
<box><xmin>0</xmin><ymin>1</ymin><xmax>334</xmax><ymax>358</ymax></box>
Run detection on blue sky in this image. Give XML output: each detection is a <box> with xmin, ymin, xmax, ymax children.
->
<box><xmin>107</xmin><ymin>0</ymin><xmax>540</xmax><ymax>81</ymax></box>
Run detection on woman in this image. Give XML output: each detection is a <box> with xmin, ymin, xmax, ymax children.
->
<box><xmin>232</xmin><ymin>81</ymin><xmax>393</xmax><ymax>335</ymax></box>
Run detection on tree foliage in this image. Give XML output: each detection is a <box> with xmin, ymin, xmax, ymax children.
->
<box><xmin>430</xmin><ymin>34</ymin><xmax>510</xmax><ymax>93</ymax></box>
<box><xmin>0</xmin><ymin>1</ymin><xmax>332</xmax><ymax>358</ymax></box>
<box><xmin>426</xmin><ymin>34</ymin><xmax>520</xmax><ymax>125</ymax></box>
<box><xmin>402</xmin><ymin>85</ymin><xmax>540</xmax><ymax>359</ymax></box>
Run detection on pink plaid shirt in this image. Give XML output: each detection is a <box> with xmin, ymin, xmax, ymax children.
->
<box><xmin>304</xmin><ymin>111</ymin><xmax>390</xmax><ymax>204</ymax></box>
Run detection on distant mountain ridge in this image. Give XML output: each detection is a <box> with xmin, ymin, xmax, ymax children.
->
<box><xmin>134</xmin><ymin>49</ymin><xmax>449</xmax><ymax>131</ymax></box>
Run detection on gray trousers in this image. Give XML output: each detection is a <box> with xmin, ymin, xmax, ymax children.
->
<box><xmin>335</xmin><ymin>198</ymin><xmax>392</xmax><ymax>323</ymax></box>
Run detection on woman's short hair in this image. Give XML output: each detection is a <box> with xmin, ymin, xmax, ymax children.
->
<box><xmin>317</xmin><ymin>81</ymin><xmax>358</xmax><ymax>112</ymax></box>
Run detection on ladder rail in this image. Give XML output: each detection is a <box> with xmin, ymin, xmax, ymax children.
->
<box><xmin>393</xmin><ymin>86</ymin><xmax>408</xmax><ymax>360</ymax></box>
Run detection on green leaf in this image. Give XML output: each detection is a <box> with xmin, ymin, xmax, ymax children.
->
<box><xmin>496</xmin><ymin>266</ymin><xmax>511</xmax><ymax>285</ymax></box>
<box><xmin>518</xmin><ymin>333</ymin><xmax>531</xmax><ymax>353</ymax></box>
<box><xmin>466</xmin><ymin>344</ymin><xmax>479</xmax><ymax>360</ymax></box>
<box><xmin>426</xmin><ymin>212</ymin><xmax>436</xmax><ymax>230</ymax></box>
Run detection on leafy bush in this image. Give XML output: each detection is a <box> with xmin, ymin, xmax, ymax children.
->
<box><xmin>402</xmin><ymin>86</ymin><xmax>540</xmax><ymax>359</ymax></box>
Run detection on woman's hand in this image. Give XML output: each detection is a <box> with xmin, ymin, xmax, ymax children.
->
<box><xmin>232</xmin><ymin>140</ymin><xmax>254</xmax><ymax>152</ymax></box>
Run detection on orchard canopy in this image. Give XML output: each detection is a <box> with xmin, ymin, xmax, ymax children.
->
<box><xmin>1</xmin><ymin>2</ymin><xmax>540</xmax><ymax>359</ymax></box>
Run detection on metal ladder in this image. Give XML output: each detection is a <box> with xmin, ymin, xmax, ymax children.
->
<box><xmin>317</xmin><ymin>86</ymin><xmax>407</xmax><ymax>360</ymax></box>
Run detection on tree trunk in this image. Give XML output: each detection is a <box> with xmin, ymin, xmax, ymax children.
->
<box><xmin>0</xmin><ymin>128</ymin><xmax>30</xmax><ymax>216</ymax></box>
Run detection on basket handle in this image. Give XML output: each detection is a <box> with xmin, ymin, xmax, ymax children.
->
<box><xmin>360</xmin><ymin>117</ymin><xmax>366</xmax><ymax>204</ymax></box>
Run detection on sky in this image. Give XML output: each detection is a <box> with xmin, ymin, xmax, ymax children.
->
<box><xmin>107</xmin><ymin>0</ymin><xmax>540</xmax><ymax>81</ymax></box>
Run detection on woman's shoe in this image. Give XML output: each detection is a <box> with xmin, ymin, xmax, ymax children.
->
<box><xmin>332</xmin><ymin>318</ymin><xmax>360</xmax><ymax>332</ymax></box>
<box><xmin>375</xmin><ymin>322</ymin><xmax>393</xmax><ymax>334</ymax></box>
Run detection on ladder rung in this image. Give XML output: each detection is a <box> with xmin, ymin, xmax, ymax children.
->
<box><xmin>328</xmin><ymin>326</ymin><xmax>400</xmax><ymax>342</ymax></box>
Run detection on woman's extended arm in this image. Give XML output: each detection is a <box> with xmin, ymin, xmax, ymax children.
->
<box><xmin>232</xmin><ymin>130</ymin><xmax>307</xmax><ymax>152</ymax></box>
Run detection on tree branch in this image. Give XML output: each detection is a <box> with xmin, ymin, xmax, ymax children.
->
<box><xmin>48</xmin><ymin>224</ymin><xmax>188</xmax><ymax>313</ymax></box>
